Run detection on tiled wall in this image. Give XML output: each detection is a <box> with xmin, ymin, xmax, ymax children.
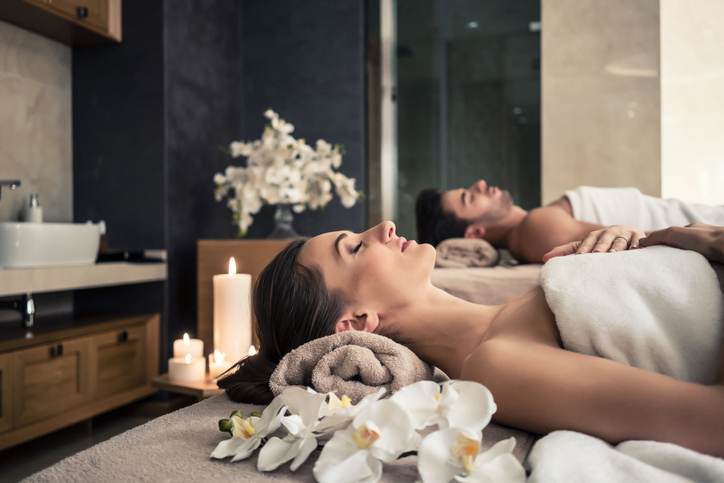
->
<box><xmin>0</xmin><ymin>20</ymin><xmax>72</xmax><ymax>222</ymax></box>
<box><xmin>660</xmin><ymin>0</ymin><xmax>724</xmax><ymax>205</ymax></box>
<box><xmin>541</xmin><ymin>0</ymin><xmax>661</xmax><ymax>203</ymax></box>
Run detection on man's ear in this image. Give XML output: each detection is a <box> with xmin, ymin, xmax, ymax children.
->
<box><xmin>334</xmin><ymin>308</ymin><xmax>380</xmax><ymax>334</ymax></box>
<box><xmin>464</xmin><ymin>223</ymin><xmax>487</xmax><ymax>239</ymax></box>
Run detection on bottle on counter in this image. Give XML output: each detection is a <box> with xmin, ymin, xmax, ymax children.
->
<box><xmin>24</xmin><ymin>193</ymin><xmax>43</xmax><ymax>223</ymax></box>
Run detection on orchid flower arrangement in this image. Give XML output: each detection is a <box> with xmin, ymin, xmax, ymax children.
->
<box><xmin>210</xmin><ymin>380</ymin><xmax>526</xmax><ymax>483</ymax></box>
<box><xmin>213</xmin><ymin>110</ymin><xmax>361</xmax><ymax>236</ymax></box>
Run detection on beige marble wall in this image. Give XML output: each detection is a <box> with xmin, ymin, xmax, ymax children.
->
<box><xmin>541</xmin><ymin>0</ymin><xmax>661</xmax><ymax>204</ymax></box>
<box><xmin>660</xmin><ymin>0</ymin><xmax>724</xmax><ymax>205</ymax></box>
<box><xmin>0</xmin><ymin>20</ymin><xmax>72</xmax><ymax>222</ymax></box>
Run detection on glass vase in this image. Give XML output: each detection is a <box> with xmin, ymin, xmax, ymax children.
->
<box><xmin>268</xmin><ymin>204</ymin><xmax>299</xmax><ymax>239</ymax></box>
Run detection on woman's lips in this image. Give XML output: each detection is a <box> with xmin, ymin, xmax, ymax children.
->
<box><xmin>402</xmin><ymin>239</ymin><xmax>415</xmax><ymax>252</ymax></box>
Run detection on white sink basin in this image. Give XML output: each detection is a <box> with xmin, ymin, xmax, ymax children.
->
<box><xmin>0</xmin><ymin>222</ymin><xmax>102</xmax><ymax>268</ymax></box>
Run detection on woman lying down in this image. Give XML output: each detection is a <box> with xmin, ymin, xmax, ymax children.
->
<box><xmin>220</xmin><ymin>221</ymin><xmax>724</xmax><ymax>458</ymax></box>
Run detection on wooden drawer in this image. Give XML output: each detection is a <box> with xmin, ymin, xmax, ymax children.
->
<box><xmin>90</xmin><ymin>324</ymin><xmax>146</xmax><ymax>400</ymax></box>
<box><xmin>0</xmin><ymin>354</ymin><xmax>11</xmax><ymax>433</ymax></box>
<box><xmin>13</xmin><ymin>337</ymin><xmax>90</xmax><ymax>427</ymax></box>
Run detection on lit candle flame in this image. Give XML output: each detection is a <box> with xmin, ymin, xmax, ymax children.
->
<box><xmin>228</xmin><ymin>257</ymin><xmax>237</xmax><ymax>275</ymax></box>
<box><xmin>248</xmin><ymin>345</ymin><xmax>257</xmax><ymax>356</ymax></box>
<box><xmin>183</xmin><ymin>333</ymin><xmax>190</xmax><ymax>345</ymax></box>
<box><xmin>184</xmin><ymin>353</ymin><xmax>192</xmax><ymax>364</ymax></box>
<box><xmin>213</xmin><ymin>349</ymin><xmax>225</xmax><ymax>364</ymax></box>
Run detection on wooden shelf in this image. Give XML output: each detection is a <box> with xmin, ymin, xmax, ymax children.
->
<box><xmin>152</xmin><ymin>373</ymin><xmax>224</xmax><ymax>400</ymax></box>
<box><xmin>0</xmin><ymin>262</ymin><xmax>166</xmax><ymax>297</ymax></box>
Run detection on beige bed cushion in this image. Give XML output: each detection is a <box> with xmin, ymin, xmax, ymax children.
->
<box><xmin>432</xmin><ymin>264</ymin><xmax>542</xmax><ymax>305</ymax></box>
<box><xmin>27</xmin><ymin>394</ymin><xmax>536</xmax><ymax>482</ymax></box>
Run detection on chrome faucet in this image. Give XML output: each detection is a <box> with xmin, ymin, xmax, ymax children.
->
<box><xmin>0</xmin><ymin>179</ymin><xmax>21</xmax><ymax>200</ymax></box>
<box><xmin>0</xmin><ymin>293</ymin><xmax>35</xmax><ymax>328</ymax></box>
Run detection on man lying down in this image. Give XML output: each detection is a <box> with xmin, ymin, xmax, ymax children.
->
<box><xmin>416</xmin><ymin>181</ymin><xmax>724</xmax><ymax>263</ymax></box>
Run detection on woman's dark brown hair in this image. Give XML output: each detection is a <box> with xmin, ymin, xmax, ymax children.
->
<box><xmin>217</xmin><ymin>239</ymin><xmax>345</xmax><ymax>404</ymax></box>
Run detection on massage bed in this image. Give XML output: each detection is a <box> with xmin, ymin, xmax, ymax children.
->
<box><xmin>29</xmin><ymin>258</ymin><xmax>724</xmax><ymax>481</ymax></box>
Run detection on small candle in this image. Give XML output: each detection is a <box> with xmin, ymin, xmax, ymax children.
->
<box><xmin>173</xmin><ymin>332</ymin><xmax>203</xmax><ymax>358</ymax></box>
<box><xmin>213</xmin><ymin>257</ymin><xmax>252</xmax><ymax>364</ymax></box>
<box><xmin>248</xmin><ymin>345</ymin><xmax>258</xmax><ymax>356</ymax></box>
<box><xmin>208</xmin><ymin>349</ymin><xmax>231</xmax><ymax>379</ymax></box>
<box><xmin>168</xmin><ymin>353</ymin><xmax>205</xmax><ymax>383</ymax></box>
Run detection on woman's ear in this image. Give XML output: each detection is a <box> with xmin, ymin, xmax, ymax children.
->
<box><xmin>464</xmin><ymin>223</ymin><xmax>487</xmax><ymax>239</ymax></box>
<box><xmin>335</xmin><ymin>308</ymin><xmax>380</xmax><ymax>334</ymax></box>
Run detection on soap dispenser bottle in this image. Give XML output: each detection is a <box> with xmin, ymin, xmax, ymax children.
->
<box><xmin>24</xmin><ymin>193</ymin><xmax>43</xmax><ymax>223</ymax></box>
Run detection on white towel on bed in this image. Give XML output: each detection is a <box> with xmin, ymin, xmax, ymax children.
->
<box><xmin>527</xmin><ymin>431</ymin><xmax>724</xmax><ymax>483</ymax></box>
<box><xmin>541</xmin><ymin>245</ymin><xmax>723</xmax><ymax>383</ymax></box>
<box><xmin>565</xmin><ymin>186</ymin><xmax>724</xmax><ymax>230</ymax></box>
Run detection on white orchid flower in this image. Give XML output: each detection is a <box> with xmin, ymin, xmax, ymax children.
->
<box><xmin>417</xmin><ymin>428</ymin><xmax>525</xmax><ymax>483</ymax></box>
<box><xmin>257</xmin><ymin>387</ymin><xmax>327</xmax><ymax>472</ymax></box>
<box><xmin>314</xmin><ymin>388</ymin><xmax>386</xmax><ymax>437</ymax></box>
<box><xmin>390</xmin><ymin>380</ymin><xmax>496</xmax><ymax>433</ymax></box>
<box><xmin>210</xmin><ymin>396</ymin><xmax>286</xmax><ymax>463</ymax></box>
<box><xmin>313</xmin><ymin>399</ymin><xmax>416</xmax><ymax>483</ymax></box>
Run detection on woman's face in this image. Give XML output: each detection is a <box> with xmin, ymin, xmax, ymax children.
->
<box><xmin>298</xmin><ymin>221</ymin><xmax>437</xmax><ymax>318</ymax></box>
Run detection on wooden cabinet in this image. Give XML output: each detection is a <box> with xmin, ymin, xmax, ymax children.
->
<box><xmin>0</xmin><ymin>354</ymin><xmax>11</xmax><ymax>433</ymax></box>
<box><xmin>13</xmin><ymin>337</ymin><xmax>90</xmax><ymax>427</ymax></box>
<box><xmin>0</xmin><ymin>314</ymin><xmax>158</xmax><ymax>450</ymax></box>
<box><xmin>0</xmin><ymin>0</ymin><xmax>122</xmax><ymax>46</ymax></box>
<box><xmin>89</xmin><ymin>325</ymin><xmax>145</xmax><ymax>400</ymax></box>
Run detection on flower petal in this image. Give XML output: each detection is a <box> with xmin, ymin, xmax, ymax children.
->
<box><xmin>417</xmin><ymin>428</ymin><xmax>465</xmax><ymax>483</ymax></box>
<box><xmin>314</xmin><ymin>446</ymin><xmax>380</xmax><ymax>483</ymax></box>
<box><xmin>355</xmin><ymin>399</ymin><xmax>415</xmax><ymax>462</ymax></box>
<box><xmin>257</xmin><ymin>436</ymin><xmax>296</xmax><ymax>472</ymax></box>
<box><xmin>210</xmin><ymin>437</ymin><xmax>248</xmax><ymax>460</ymax></box>
<box><xmin>390</xmin><ymin>380</ymin><xmax>441</xmax><ymax>429</ymax></box>
<box><xmin>229</xmin><ymin>437</ymin><xmax>263</xmax><ymax>462</ymax></box>
<box><xmin>443</xmin><ymin>381</ymin><xmax>496</xmax><ymax>432</ymax></box>
<box><xmin>290</xmin><ymin>434</ymin><xmax>319</xmax><ymax>471</ymax></box>
<box><xmin>256</xmin><ymin>394</ymin><xmax>287</xmax><ymax>437</ymax></box>
<box><xmin>456</xmin><ymin>438</ymin><xmax>525</xmax><ymax>483</ymax></box>
<box><xmin>280</xmin><ymin>386</ymin><xmax>327</xmax><ymax>427</ymax></box>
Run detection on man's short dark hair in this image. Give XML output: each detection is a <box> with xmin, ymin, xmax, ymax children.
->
<box><xmin>415</xmin><ymin>188</ymin><xmax>468</xmax><ymax>246</ymax></box>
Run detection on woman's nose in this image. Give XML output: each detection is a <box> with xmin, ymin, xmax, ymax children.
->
<box><xmin>372</xmin><ymin>220</ymin><xmax>396</xmax><ymax>242</ymax></box>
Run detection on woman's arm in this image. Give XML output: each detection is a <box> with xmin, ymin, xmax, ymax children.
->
<box><xmin>460</xmin><ymin>339</ymin><xmax>724</xmax><ymax>457</ymax></box>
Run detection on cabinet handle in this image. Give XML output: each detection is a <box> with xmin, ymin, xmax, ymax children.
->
<box><xmin>117</xmin><ymin>330</ymin><xmax>129</xmax><ymax>343</ymax></box>
<box><xmin>49</xmin><ymin>343</ymin><xmax>64</xmax><ymax>358</ymax></box>
<box><xmin>76</xmin><ymin>6</ymin><xmax>89</xmax><ymax>19</ymax></box>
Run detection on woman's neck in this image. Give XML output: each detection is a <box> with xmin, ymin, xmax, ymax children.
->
<box><xmin>378</xmin><ymin>287</ymin><xmax>504</xmax><ymax>379</ymax></box>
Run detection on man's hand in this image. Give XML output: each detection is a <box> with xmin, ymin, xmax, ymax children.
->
<box><xmin>542</xmin><ymin>225</ymin><xmax>646</xmax><ymax>262</ymax></box>
<box><xmin>639</xmin><ymin>224</ymin><xmax>724</xmax><ymax>264</ymax></box>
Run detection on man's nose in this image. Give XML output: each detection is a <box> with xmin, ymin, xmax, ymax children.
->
<box><xmin>472</xmin><ymin>179</ymin><xmax>487</xmax><ymax>193</ymax></box>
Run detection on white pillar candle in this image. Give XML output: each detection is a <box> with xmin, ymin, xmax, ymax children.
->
<box><xmin>168</xmin><ymin>353</ymin><xmax>205</xmax><ymax>383</ymax></box>
<box><xmin>208</xmin><ymin>349</ymin><xmax>231</xmax><ymax>379</ymax></box>
<box><xmin>173</xmin><ymin>332</ymin><xmax>203</xmax><ymax>358</ymax></box>
<box><xmin>213</xmin><ymin>257</ymin><xmax>252</xmax><ymax>364</ymax></box>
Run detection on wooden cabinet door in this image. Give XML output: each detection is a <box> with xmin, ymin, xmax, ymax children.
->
<box><xmin>13</xmin><ymin>337</ymin><xmax>90</xmax><ymax>427</ymax></box>
<box><xmin>90</xmin><ymin>324</ymin><xmax>146</xmax><ymax>400</ymax></box>
<box><xmin>25</xmin><ymin>0</ymin><xmax>108</xmax><ymax>30</ymax></box>
<box><xmin>0</xmin><ymin>354</ymin><xmax>11</xmax><ymax>433</ymax></box>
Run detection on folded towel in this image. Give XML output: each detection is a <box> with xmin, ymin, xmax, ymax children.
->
<box><xmin>527</xmin><ymin>430</ymin><xmax>724</xmax><ymax>483</ymax></box>
<box><xmin>541</xmin><ymin>246</ymin><xmax>723</xmax><ymax>383</ymax></box>
<box><xmin>269</xmin><ymin>331</ymin><xmax>434</xmax><ymax>403</ymax></box>
<box><xmin>435</xmin><ymin>238</ymin><xmax>499</xmax><ymax>268</ymax></box>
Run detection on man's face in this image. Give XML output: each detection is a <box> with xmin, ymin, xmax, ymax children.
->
<box><xmin>440</xmin><ymin>179</ymin><xmax>514</xmax><ymax>224</ymax></box>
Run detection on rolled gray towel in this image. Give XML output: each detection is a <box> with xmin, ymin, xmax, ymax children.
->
<box><xmin>435</xmin><ymin>237</ymin><xmax>499</xmax><ymax>268</ymax></box>
<box><xmin>269</xmin><ymin>331</ymin><xmax>434</xmax><ymax>403</ymax></box>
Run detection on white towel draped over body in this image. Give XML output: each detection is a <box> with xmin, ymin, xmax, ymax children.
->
<box><xmin>565</xmin><ymin>186</ymin><xmax>724</xmax><ymax>230</ymax></box>
<box><xmin>541</xmin><ymin>245</ymin><xmax>723</xmax><ymax>383</ymax></box>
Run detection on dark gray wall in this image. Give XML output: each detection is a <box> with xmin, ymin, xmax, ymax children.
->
<box><xmin>73</xmin><ymin>0</ymin><xmax>368</xmax><ymax>365</ymax></box>
<box><xmin>240</xmin><ymin>0</ymin><xmax>367</xmax><ymax>237</ymax></box>
<box><xmin>163</xmin><ymin>0</ymin><xmax>243</xmax><ymax>344</ymax></box>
